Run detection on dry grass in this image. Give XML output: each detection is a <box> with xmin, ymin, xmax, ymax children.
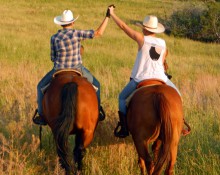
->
<box><xmin>0</xmin><ymin>0</ymin><xmax>220</xmax><ymax>174</ymax></box>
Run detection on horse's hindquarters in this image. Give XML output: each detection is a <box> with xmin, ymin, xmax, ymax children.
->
<box><xmin>42</xmin><ymin>75</ymin><xmax>99</xmax><ymax>173</ymax></box>
<box><xmin>127</xmin><ymin>85</ymin><xmax>183</xmax><ymax>174</ymax></box>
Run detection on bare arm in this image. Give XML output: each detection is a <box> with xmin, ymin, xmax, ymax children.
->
<box><xmin>109</xmin><ymin>6</ymin><xmax>144</xmax><ymax>50</ymax></box>
<box><xmin>94</xmin><ymin>17</ymin><xmax>109</xmax><ymax>38</ymax></box>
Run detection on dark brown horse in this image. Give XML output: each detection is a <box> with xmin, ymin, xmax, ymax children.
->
<box><xmin>42</xmin><ymin>70</ymin><xmax>99</xmax><ymax>175</ymax></box>
<box><xmin>127</xmin><ymin>82</ymin><xmax>183</xmax><ymax>175</ymax></box>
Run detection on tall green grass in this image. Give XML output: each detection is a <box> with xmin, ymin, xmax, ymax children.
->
<box><xmin>0</xmin><ymin>0</ymin><xmax>220</xmax><ymax>174</ymax></box>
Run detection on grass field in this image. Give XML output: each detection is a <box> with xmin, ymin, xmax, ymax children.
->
<box><xmin>0</xmin><ymin>0</ymin><xmax>220</xmax><ymax>174</ymax></box>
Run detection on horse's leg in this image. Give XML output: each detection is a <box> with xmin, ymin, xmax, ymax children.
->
<box><xmin>138</xmin><ymin>157</ymin><xmax>146</xmax><ymax>175</ymax></box>
<box><xmin>134</xmin><ymin>139</ymin><xmax>154</xmax><ymax>175</ymax></box>
<box><xmin>164</xmin><ymin>134</ymin><xmax>179</xmax><ymax>175</ymax></box>
<box><xmin>73</xmin><ymin>131</ymin><xmax>94</xmax><ymax>173</ymax></box>
<box><xmin>144</xmin><ymin>148</ymin><xmax>154</xmax><ymax>175</ymax></box>
<box><xmin>152</xmin><ymin>139</ymin><xmax>162</xmax><ymax>163</ymax></box>
<box><xmin>164</xmin><ymin>148</ymin><xmax>177</xmax><ymax>175</ymax></box>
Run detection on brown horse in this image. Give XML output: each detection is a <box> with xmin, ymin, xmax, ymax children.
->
<box><xmin>42</xmin><ymin>70</ymin><xmax>99</xmax><ymax>175</ymax></box>
<box><xmin>127</xmin><ymin>83</ymin><xmax>183</xmax><ymax>175</ymax></box>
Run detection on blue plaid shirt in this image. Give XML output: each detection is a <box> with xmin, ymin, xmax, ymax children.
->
<box><xmin>50</xmin><ymin>29</ymin><xmax>94</xmax><ymax>70</ymax></box>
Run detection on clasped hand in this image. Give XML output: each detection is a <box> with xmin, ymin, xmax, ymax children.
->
<box><xmin>106</xmin><ymin>4</ymin><xmax>115</xmax><ymax>18</ymax></box>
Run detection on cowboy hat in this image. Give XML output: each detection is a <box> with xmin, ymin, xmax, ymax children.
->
<box><xmin>54</xmin><ymin>10</ymin><xmax>79</xmax><ymax>25</ymax></box>
<box><xmin>136</xmin><ymin>15</ymin><xmax>165</xmax><ymax>33</ymax></box>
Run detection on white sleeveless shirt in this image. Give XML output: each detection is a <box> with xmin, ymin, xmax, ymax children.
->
<box><xmin>131</xmin><ymin>36</ymin><xmax>168</xmax><ymax>82</ymax></box>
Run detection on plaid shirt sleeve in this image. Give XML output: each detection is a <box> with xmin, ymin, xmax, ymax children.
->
<box><xmin>50</xmin><ymin>36</ymin><xmax>56</xmax><ymax>62</ymax></box>
<box><xmin>75</xmin><ymin>30</ymin><xmax>94</xmax><ymax>40</ymax></box>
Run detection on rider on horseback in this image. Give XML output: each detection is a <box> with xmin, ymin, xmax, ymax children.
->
<box><xmin>108</xmin><ymin>6</ymin><xmax>190</xmax><ymax>138</ymax></box>
<box><xmin>33</xmin><ymin>9</ymin><xmax>110</xmax><ymax>125</ymax></box>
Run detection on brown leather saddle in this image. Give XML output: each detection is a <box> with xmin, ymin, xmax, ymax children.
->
<box><xmin>136</xmin><ymin>78</ymin><xmax>165</xmax><ymax>89</ymax></box>
<box><xmin>41</xmin><ymin>69</ymin><xmax>82</xmax><ymax>94</ymax></box>
<box><xmin>53</xmin><ymin>69</ymin><xmax>82</xmax><ymax>78</ymax></box>
<box><xmin>126</xmin><ymin>79</ymin><xmax>166</xmax><ymax>106</ymax></box>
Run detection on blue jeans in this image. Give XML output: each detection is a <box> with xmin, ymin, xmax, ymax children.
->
<box><xmin>81</xmin><ymin>67</ymin><xmax>101</xmax><ymax>108</ymax></box>
<box><xmin>118</xmin><ymin>78</ymin><xmax>181</xmax><ymax>116</ymax></box>
<box><xmin>37</xmin><ymin>68</ymin><xmax>56</xmax><ymax>116</ymax></box>
<box><xmin>37</xmin><ymin>66</ymin><xmax>100</xmax><ymax>116</ymax></box>
<box><xmin>119</xmin><ymin>79</ymin><xmax>138</xmax><ymax>115</ymax></box>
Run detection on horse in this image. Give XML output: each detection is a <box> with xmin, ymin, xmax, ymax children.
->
<box><xmin>127</xmin><ymin>81</ymin><xmax>184</xmax><ymax>175</ymax></box>
<box><xmin>42</xmin><ymin>70</ymin><xmax>99</xmax><ymax>175</ymax></box>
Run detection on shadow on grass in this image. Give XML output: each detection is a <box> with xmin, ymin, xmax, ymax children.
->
<box><xmin>91</xmin><ymin>109</ymin><xmax>134</xmax><ymax>147</ymax></box>
<box><xmin>36</xmin><ymin>111</ymin><xmax>134</xmax><ymax>152</ymax></box>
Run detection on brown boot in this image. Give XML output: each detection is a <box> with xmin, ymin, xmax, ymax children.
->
<box><xmin>114</xmin><ymin>111</ymin><xmax>129</xmax><ymax>138</ymax></box>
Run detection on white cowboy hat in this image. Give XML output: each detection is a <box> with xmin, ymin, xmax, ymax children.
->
<box><xmin>54</xmin><ymin>10</ymin><xmax>79</xmax><ymax>25</ymax></box>
<box><xmin>136</xmin><ymin>15</ymin><xmax>165</xmax><ymax>33</ymax></box>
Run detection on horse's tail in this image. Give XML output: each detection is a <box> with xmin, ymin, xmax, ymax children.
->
<box><xmin>152</xmin><ymin>92</ymin><xmax>172</xmax><ymax>175</ymax></box>
<box><xmin>53</xmin><ymin>82</ymin><xmax>78</xmax><ymax>174</ymax></box>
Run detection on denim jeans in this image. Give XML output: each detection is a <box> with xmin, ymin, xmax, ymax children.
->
<box><xmin>37</xmin><ymin>68</ymin><xmax>56</xmax><ymax>116</ymax></box>
<box><xmin>37</xmin><ymin>66</ymin><xmax>100</xmax><ymax>116</ymax></box>
<box><xmin>81</xmin><ymin>66</ymin><xmax>101</xmax><ymax>108</ymax></box>
<box><xmin>119</xmin><ymin>79</ymin><xmax>138</xmax><ymax>115</ymax></box>
<box><xmin>118</xmin><ymin>78</ymin><xmax>181</xmax><ymax>116</ymax></box>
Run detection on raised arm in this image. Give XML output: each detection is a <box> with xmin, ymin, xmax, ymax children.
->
<box><xmin>109</xmin><ymin>6</ymin><xmax>144</xmax><ymax>49</ymax></box>
<box><xmin>94</xmin><ymin>15</ymin><xmax>109</xmax><ymax>38</ymax></box>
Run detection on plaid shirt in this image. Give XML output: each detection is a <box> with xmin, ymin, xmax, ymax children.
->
<box><xmin>50</xmin><ymin>29</ymin><xmax>94</xmax><ymax>70</ymax></box>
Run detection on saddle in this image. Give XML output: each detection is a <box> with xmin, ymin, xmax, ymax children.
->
<box><xmin>137</xmin><ymin>79</ymin><xmax>165</xmax><ymax>88</ymax></box>
<box><xmin>126</xmin><ymin>79</ymin><xmax>165</xmax><ymax>106</ymax></box>
<box><xmin>41</xmin><ymin>69</ymin><xmax>82</xmax><ymax>94</ymax></box>
<box><xmin>53</xmin><ymin>69</ymin><xmax>82</xmax><ymax>78</ymax></box>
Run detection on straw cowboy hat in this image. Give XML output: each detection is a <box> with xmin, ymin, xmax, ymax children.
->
<box><xmin>54</xmin><ymin>10</ymin><xmax>79</xmax><ymax>25</ymax></box>
<box><xmin>136</xmin><ymin>15</ymin><xmax>165</xmax><ymax>33</ymax></box>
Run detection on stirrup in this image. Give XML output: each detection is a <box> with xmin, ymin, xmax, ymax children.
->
<box><xmin>99</xmin><ymin>106</ymin><xmax>106</xmax><ymax>121</ymax></box>
<box><xmin>114</xmin><ymin>122</ymin><xmax>121</xmax><ymax>135</ymax></box>
<box><xmin>32</xmin><ymin>109</ymin><xmax>47</xmax><ymax>126</ymax></box>
<box><xmin>114</xmin><ymin>122</ymin><xmax>129</xmax><ymax>138</ymax></box>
